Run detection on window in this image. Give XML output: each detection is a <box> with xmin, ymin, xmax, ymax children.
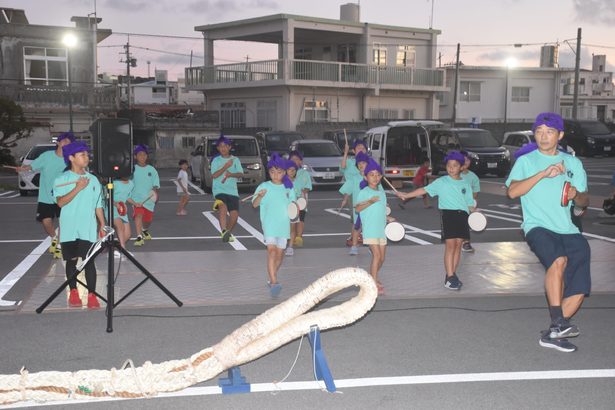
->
<box><xmin>303</xmin><ymin>100</ymin><xmax>329</xmax><ymax>122</ymax></box>
<box><xmin>220</xmin><ymin>102</ymin><xmax>246</xmax><ymax>128</ymax></box>
<box><xmin>257</xmin><ymin>100</ymin><xmax>277</xmax><ymax>129</ymax></box>
<box><xmin>158</xmin><ymin>136</ymin><xmax>174</xmax><ymax>150</ymax></box>
<box><xmin>295</xmin><ymin>47</ymin><xmax>312</xmax><ymax>60</ymax></box>
<box><xmin>511</xmin><ymin>87</ymin><xmax>530</xmax><ymax>103</ymax></box>
<box><xmin>369</xmin><ymin>108</ymin><xmax>398</xmax><ymax>119</ymax></box>
<box><xmin>460</xmin><ymin>81</ymin><xmax>481</xmax><ymax>102</ymax></box>
<box><xmin>337</xmin><ymin>44</ymin><xmax>356</xmax><ymax>63</ymax></box>
<box><xmin>396</xmin><ymin>46</ymin><xmax>416</xmax><ymax>67</ymax></box>
<box><xmin>181</xmin><ymin>136</ymin><xmax>196</xmax><ymax>149</ymax></box>
<box><xmin>23</xmin><ymin>46</ymin><xmax>68</xmax><ymax>85</ymax></box>
<box><xmin>152</xmin><ymin>87</ymin><xmax>167</xmax><ymax>99</ymax></box>
<box><xmin>372</xmin><ymin>43</ymin><xmax>387</xmax><ymax>66</ymax></box>
<box><xmin>371</xmin><ymin>134</ymin><xmax>382</xmax><ymax>150</ymax></box>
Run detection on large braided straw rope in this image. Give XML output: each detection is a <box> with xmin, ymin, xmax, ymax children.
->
<box><xmin>0</xmin><ymin>267</ymin><xmax>377</xmax><ymax>405</ymax></box>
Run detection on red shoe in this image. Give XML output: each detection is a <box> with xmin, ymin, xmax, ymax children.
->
<box><xmin>68</xmin><ymin>289</ymin><xmax>82</xmax><ymax>307</ymax></box>
<box><xmin>87</xmin><ymin>293</ymin><xmax>100</xmax><ymax>309</ymax></box>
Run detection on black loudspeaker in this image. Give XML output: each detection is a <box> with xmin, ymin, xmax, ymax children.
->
<box><xmin>90</xmin><ymin>118</ymin><xmax>133</xmax><ymax>178</ymax></box>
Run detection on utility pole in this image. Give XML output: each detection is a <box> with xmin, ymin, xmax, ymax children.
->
<box><xmin>572</xmin><ymin>27</ymin><xmax>582</xmax><ymax>120</ymax></box>
<box><xmin>121</xmin><ymin>35</ymin><xmax>136</xmax><ymax>110</ymax></box>
<box><xmin>451</xmin><ymin>43</ymin><xmax>460</xmax><ymax>127</ymax></box>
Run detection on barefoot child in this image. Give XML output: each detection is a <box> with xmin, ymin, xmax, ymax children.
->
<box><xmin>288</xmin><ymin>150</ymin><xmax>312</xmax><ymax>248</ymax></box>
<box><xmin>176</xmin><ymin>159</ymin><xmax>190</xmax><ymax>215</ymax></box>
<box><xmin>131</xmin><ymin>145</ymin><xmax>160</xmax><ymax>246</ymax></box>
<box><xmin>395</xmin><ymin>151</ymin><xmax>476</xmax><ymax>290</ymax></box>
<box><xmin>252</xmin><ymin>153</ymin><xmax>296</xmax><ymax>298</ymax></box>
<box><xmin>53</xmin><ymin>141</ymin><xmax>105</xmax><ymax>309</ymax></box>
<box><xmin>355</xmin><ymin>159</ymin><xmax>388</xmax><ymax>295</ymax></box>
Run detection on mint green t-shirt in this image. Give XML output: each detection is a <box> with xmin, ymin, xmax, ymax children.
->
<box><xmin>505</xmin><ymin>150</ymin><xmax>587</xmax><ymax>235</ymax></box>
<box><xmin>357</xmin><ymin>186</ymin><xmax>387</xmax><ymax>240</ymax></box>
<box><xmin>211</xmin><ymin>155</ymin><xmax>243</xmax><ymax>197</ymax></box>
<box><xmin>54</xmin><ymin>171</ymin><xmax>103</xmax><ymax>243</ymax></box>
<box><xmin>292</xmin><ymin>168</ymin><xmax>313</xmax><ymax>211</ymax></box>
<box><xmin>131</xmin><ymin>164</ymin><xmax>160</xmax><ymax>212</ymax></box>
<box><xmin>253</xmin><ymin>181</ymin><xmax>297</xmax><ymax>238</ymax></box>
<box><xmin>111</xmin><ymin>179</ymin><xmax>134</xmax><ymax>223</ymax></box>
<box><xmin>30</xmin><ymin>150</ymin><xmax>66</xmax><ymax>204</ymax></box>
<box><xmin>425</xmin><ymin>176</ymin><xmax>475</xmax><ymax>212</ymax></box>
<box><xmin>341</xmin><ymin>157</ymin><xmax>361</xmax><ymax>180</ymax></box>
<box><xmin>461</xmin><ymin>170</ymin><xmax>481</xmax><ymax>194</ymax></box>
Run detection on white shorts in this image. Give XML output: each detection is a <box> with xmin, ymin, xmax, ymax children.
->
<box><xmin>265</xmin><ymin>237</ymin><xmax>287</xmax><ymax>249</ymax></box>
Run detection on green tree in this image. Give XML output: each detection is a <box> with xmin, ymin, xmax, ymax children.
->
<box><xmin>0</xmin><ymin>98</ymin><xmax>31</xmax><ymax>165</ymax></box>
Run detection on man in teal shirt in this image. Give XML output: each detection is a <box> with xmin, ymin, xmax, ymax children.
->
<box><xmin>15</xmin><ymin>132</ymin><xmax>75</xmax><ymax>258</ymax></box>
<box><xmin>507</xmin><ymin>112</ymin><xmax>590</xmax><ymax>353</ymax></box>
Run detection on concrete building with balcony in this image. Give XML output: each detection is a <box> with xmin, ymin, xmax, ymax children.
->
<box><xmin>185</xmin><ymin>3</ymin><xmax>447</xmax><ymax>132</ymax></box>
<box><xmin>0</xmin><ymin>8</ymin><xmax>115</xmax><ymax>157</ymax></box>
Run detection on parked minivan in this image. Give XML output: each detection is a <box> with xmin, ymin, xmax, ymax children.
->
<box><xmin>323</xmin><ymin>129</ymin><xmax>366</xmax><ymax>152</ymax></box>
<box><xmin>365</xmin><ymin>120</ymin><xmax>444</xmax><ymax>183</ymax></box>
<box><xmin>430</xmin><ymin>128</ymin><xmax>511</xmax><ymax>176</ymax></box>
<box><xmin>191</xmin><ymin>135</ymin><xmax>266</xmax><ymax>192</ymax></box>
<box><xmin>255</xmin><ymin>131</ymin><xmax>305</xmax><ymax>159</ymax></box>
<box><xmin>562</xmin><ymin>119</ymin><xmax>615</xmax><ymax>157</ymax></box>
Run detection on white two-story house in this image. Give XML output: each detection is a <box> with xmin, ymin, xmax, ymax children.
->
<box><xmin>185</xmin><ymin>4</ymin><xmax>447</xmax><ymax>131</ymax></box>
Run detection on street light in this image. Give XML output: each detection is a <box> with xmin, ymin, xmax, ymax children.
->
<box><xmin>62</xmin><ymin>33</ymin><xmax>77</xmax><ymax>132</ymax></box>
<box><xmin>503</xmin><ymin>58</ymin><xmax>517</xmax><ymax>133</ymax></box>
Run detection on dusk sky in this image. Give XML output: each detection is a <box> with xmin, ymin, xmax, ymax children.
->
<box><xmin>6</xmin><ymin>0</ymin><xmax>615</xmax><ymax>80</ymax></box>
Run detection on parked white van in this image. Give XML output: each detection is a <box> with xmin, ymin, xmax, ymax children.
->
<box><xmin>365</xmin><ymin>120</ymin><xmax>444</xmax><ymax>184</ymax></box>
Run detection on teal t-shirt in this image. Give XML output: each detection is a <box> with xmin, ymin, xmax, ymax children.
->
<box><xmin>357</xmin><ymin>186</ymin><xmax>387</xmax><ymax>240</ymax></box>
<box><xmin>111</xmin><ymin>179</ymin><xmax>134</xmax><ymax>223</ymax></box>
<box><xmin>211</xmin><ymin>155</ymin><xmax>243</xmax><ymax>197</ymax></box>
<box><xmin>292</xmin><ymin>168</ymin><xmax>313</xmax><ymax>211</ymax></box>
<box><xmin>341</xmin><ymin>157</ymin><xmax>361</xmax><ymax>180</ymax></box>
<box><xmin>53</xmin><ymin>171</ymin><xmax>103</xmax><ymax>243</ymax></box>
<box><xmin>461</xmin><ymin>170</ymin><xmax>481</xmax><ymax>194</ymax></box>
<box><xmin>425</xmin><ymin>176</ymin><xmax>475</xmax><ymax>212</ymax></box>
<box><xmin>253</xmin><ymin>181</ymin><xmax>297</xmax><ymax>238</ymax></box>
<box><xmin>131</xmin><ymin>164</ymin><xmax>160</xmax><ymax>212</ymax></box>
<box><xmin>505</xmin><ymin>150</ymin><xmax>587</xmax><ymax>235</ymax></box>
<box><xmin>30</xmin><ymin>150</ymin><xmax>66</xmax><ymax>204</ymax></box>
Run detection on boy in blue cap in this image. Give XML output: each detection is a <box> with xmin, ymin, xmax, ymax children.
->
<box><xmin>211</xmin><ymin>135</ymin><xmax>244</xmax><ymax>242</ymax></box>
<box><xmin>252</xmin><ymin>153</ymin><xmax>296</xmax><ymax>298</ymax></box>
<box><xmin>396</xmin><ymin>151</ymin><xmax>476</xmax><ymax>291</ymax></box>
<box><xmin>131</xmin><ymin>145</ymin><xmax>160</xmax><ymax>246</ymax></box>
<box><xmin>54</xmin><ymin>141</ymin><xmax>105</xmax><ymax>309</ymax></box>
<box><xmin>507</xmin><ymin>112</ymin><xmax>590</xmax><ymax>353</ymax></box>
<box><xmin>15</xmin><ymin>132</ymin><xmax>75</xmax><ymax>258</ymax></box>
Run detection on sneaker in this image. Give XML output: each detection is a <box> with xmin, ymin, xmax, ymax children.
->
<box><xmin>68</xmin><ymin>289</ymin><xmax>82</xmax><ymax>307</ymax></box>
<box><xmin>134</xmin><ymin>236</ymin><xmax>144</xmax><ymax>247</ymax></box>
<box><xmin>549</xmin><ymin>323</ymin><xmax>580</xmax><ymax>339</ymax></box>
<box><xmin>87</xmin><ymin>293</ymin><xmax>100</xmax><ymax>309</ymax></box>
<box><xmin>462</xmin><ymin>242</ymin><xmax>475</xmax><ymax>253</ymax></box>
<box><xmin>53</xmin><ymin>246</ymin><xmax>63</xmax><ymax>260</ymax></box>
<box><xmin>444</xmin><ymin>274</ymin><xmax>463</xmax><ymax>290</ymax></box>
<box><xmin>221</xmin><ymin>229</ymin><xmax>231</xmax><ymax>243</ymax></box>
<box><xmin>114</xmin><ymin>250</ymin><xmax>121</xmax><ymax>258</ymax></box>
<box><xmin>294</xmin><ymin>236</ymin><xmax>304</xmax><ymax>247</ymax></box>
<box><xmin>142</xmin><ymin>230</ymin><xmax>152</xmax><ymax>240</ymax></box>
<box><xmin>228</xmin><ymin>234</ymin><xmax>236</xmax><ymax>243</ymax></box>
<box><xmin>349</xmin><ymin>246</ymin><xmax>359</xmax><ymax>255</ymax></box>
<box><xmin>268</xmin><ymin>282</ymin><xmax>282</xmax><ymax>298</ymax></box>
<box><xmin>48</xmin><ymin>238</ymin><xmax>58</xmax><ymax>254</ymax></box>
<box><xmin>285</xmin><ymin>247</ymin><xmax>294</xmax><ymax>256</ymax></box>
<box><xmin>539</xmin><ymin>331</ymin><xmax>577</xmax><ymax>352</ymax></box>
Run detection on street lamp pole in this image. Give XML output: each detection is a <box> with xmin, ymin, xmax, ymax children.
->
<box><xmin>63</xmin><ymin>33</ymin><xmax>77</xmax><ymax>133</ymax></box>
<box><xmin>504</xmin><ymin>58</ymin><xmax>517</xmax><ymax>134</ymax></box>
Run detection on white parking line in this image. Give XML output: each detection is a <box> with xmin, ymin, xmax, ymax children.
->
<box><xmin>201</xmin><ymin>211</ymin><xmax>247</xmax><ymax>250</ymax></box>
<box><xmin>236</xmin><ymin>216</ymin><xmax>265</xmax><ymax>245</ymax></box>
<box><xmin>0</xmin><ymin>190</ymin><xmax>15</xmax><ymax>197</ymax></box>
<box><xmin>187</xmin><ymin>180</ymin><xmax>205</xmax><ymax>195</ymax></box>
<box><xmin>0</xmin><ymin>237</ymin><xmax>51</xmax><ymax>306</ymax></box>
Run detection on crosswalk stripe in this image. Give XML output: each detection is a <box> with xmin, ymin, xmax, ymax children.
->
<box><xmin>0</xmin><ymin>191</ymin><xmax>15</xmax><ymax>197</ymax></box>
<box><xmin>236</xmin><ymin>216</ymin><xmax>265</xmax><ymax>245</ymax></box>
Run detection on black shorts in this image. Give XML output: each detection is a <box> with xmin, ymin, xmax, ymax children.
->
<box><xmin>440</xmin><ymin>209</ymin><xmax>470</xmax><ymax>241</ymax></box>
<box><xmin>525</xmin><ymin>227</ymin><xmax>591</xmax><ymax>298</ymax></box>
<box><xmin>215</xmin><ymin>194</ymin><xmax>239</xmax><ymax>212</ymax></box>
<box><xmin>36</xmin><ymin>202</ymin><xmax>61</xmax><ymax>222</ymax></box>
<box><xmin>299</xmin><ymin>210</ymin><xmax>307</xmax><ymax>222</ymax></box>
<box><xmin>60</xmin><ymin>239</ymin><xmax>94</xmax><ymax>261</ymax></box>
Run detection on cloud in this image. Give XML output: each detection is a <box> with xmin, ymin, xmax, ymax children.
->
<box><xmin>183</xmin><ymin>0</ymin><xmax>279</xmax><ymax>19</ymax></box>
<box><xmin>103</xmin><ymin>0</ymin><xmax>150</xmax><ymax>12</ymax></box>
<box><xmin>572</xmin><ymin>0</ymin><xmax>615</xmax><ymax>24</ymax></box>
<box><xmin>473</xmin><ymin>45</ymin><xmax>602</xmax><ymax>70</ymax></box>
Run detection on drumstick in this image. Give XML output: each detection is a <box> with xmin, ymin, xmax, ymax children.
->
<box><xmin>343</xmin><ymin>129</ymin><xmax>349</xmax><ymax>146</ymax></box>
<box><xmin>54</xmin><ymin>179</ymin><xmax>79</xmax><ymax>188</ymax></box>
<box><xmin>2</xmin><ymin>165</ymin><xmax>18</xmax><ymax>170</ymax></box>
<box><xmin>382</xmin><ymin>176</ymin><xmax>398</xmax><ymax>193</ymax></box>
<box><xmin>241</xmin><ymin>193</ymin><xmax>256</xmax><ymax>202</ymax></box>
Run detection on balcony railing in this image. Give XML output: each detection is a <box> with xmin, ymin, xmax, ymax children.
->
<box><xmin>186</xmin><ymin>59</ymin><xmax>445</xmax><ymax>89</ymax></box>
<box><xmin>0</xmin><ymin>83</ymin><xmax>118</xmax><ymax>109</ymax></box>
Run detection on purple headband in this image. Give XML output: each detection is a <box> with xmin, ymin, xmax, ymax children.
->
<box><xmin>444</xmin><ymin>150</ymin><xmax>465</xmax><ymax>165</ymax></box>
<box><xmin>57</xmin><ymin>132</ymin><xmax>76</xmax><ymax>143</ymax></box>
<box><xmin>353</xmin><ymin>139</ymin><xmax>368</xmax><ymax>150</ymax></box>
<box><xmin>285</xmin><ymin>159</ymin><xmax>298</xmax><ymax>170</ymax></box>
<box><xmin>215</xmin><ymin>135</ymin><xmax>232</xmax><ymax>146</ymax></box>
<box><xmin>355</xmin><ymin>151</ymin><xmax>370</xmax><ymax>165</ymax></box>
<box><xmin>532</xmin><ymin>112</ymin><xmax>564</xmax><ymax>132</ymax></box>
<box><xmin>363</xmin><ymin>158</ymin><xmax>383</xmax><ymax>176</ymax></box>
<box><xmin>514</xmin><ymin>142</ymin><xmax>569</xmax><ymax>160</ymax></box>
<box><xmin>267</xmin><ymin>152</ymin><xmax>287</xmax><ymax>170</ymax></box>
<box><xmin>288</xmin><ymin>150</ymin><xmax>303</xmax><ymax>161</ymax></box>
<box><xmin>133</xmin><ymin>144</ymin><xmax>149</xmax><ymax>155</ymax></box>
<box><xmin>62</xmin><ymin>141</ymin><xmax>90</xmax><ymax>165</ymax></box>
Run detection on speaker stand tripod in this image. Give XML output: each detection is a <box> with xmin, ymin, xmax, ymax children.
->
<box><xmin>36</xmin><ymin>178</ymin><xmax>183</xmax><ymax>332</ymax></box>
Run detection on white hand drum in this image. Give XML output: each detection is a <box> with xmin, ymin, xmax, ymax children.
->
<box><xmin>385</xmin><ymin>222</ymin><xmax>405</xmax><ymax>242</ymax></box>
<box><xmin>296</xmin><ymin>197</ymin><xmax>307</xmax><ymax>211</ymax></box>
<box><xmin>287</xmin><ymin>202</ymin><xmax>300</xmax><ymax>223</ymax></box>
<box><xmin>468</xmin><ymin>211</ymin><xmax>487</xmax><ymax>232</ymax></box>
<box><xmin>385</xmin><ymin>205</ymin><xmax>391</xmax><ymax>216</ymax></box>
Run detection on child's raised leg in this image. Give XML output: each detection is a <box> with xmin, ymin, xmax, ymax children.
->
<box><xmin>217</xmin><ymin>202</ymin><xmax>228</xmax><ymax>230</ymax></box>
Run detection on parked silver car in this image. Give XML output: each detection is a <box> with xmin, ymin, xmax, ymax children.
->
<box><xmin>288</xmin><ymin>139</ymin><xmax>344</xmax><ymax>186</ymax></box>
<box><xmin>503</xmin><ymin>130</ymin><xmax>575</xmax><ymax>164</ymax></box>
<box><xmin>18</xmin><ymin>143</ymin><xmax>56</xmax><ymax>196</ymax></box>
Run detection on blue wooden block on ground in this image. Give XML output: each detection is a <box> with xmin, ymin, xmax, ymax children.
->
<box><xmin>308</xmin><ymin>325</ymin><xmax>336</xmax><ymax>393</ymax></box>
<box><xmin>218</xmin><ymin>366</ymin><xmax>251</xmax><ymax>394</ymax></box>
